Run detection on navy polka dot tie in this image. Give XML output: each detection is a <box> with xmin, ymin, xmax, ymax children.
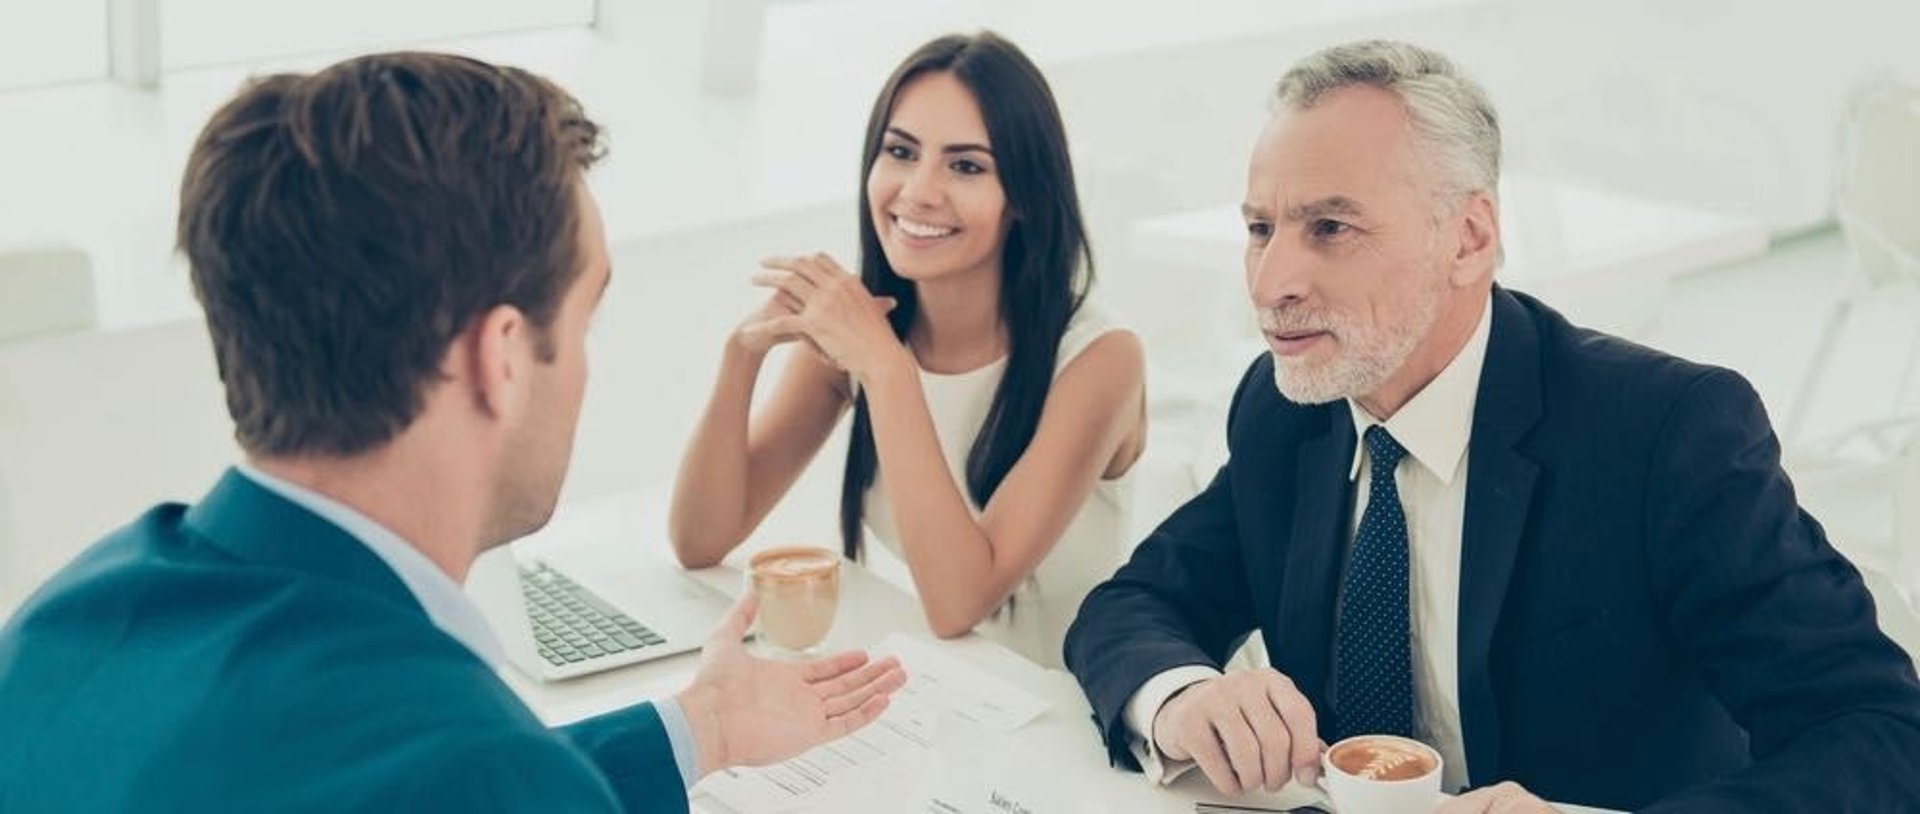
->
<box><xmin>1334</xmin><ymin>425</ymin><xmax>1415</xmax><ymax>739</ymax></box>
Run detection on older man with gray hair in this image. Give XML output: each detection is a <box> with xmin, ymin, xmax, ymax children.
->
<box><xmin>1065</xmin><ymin>40</ymin><xmax>1920</xmax><ymax>811</ymax></box>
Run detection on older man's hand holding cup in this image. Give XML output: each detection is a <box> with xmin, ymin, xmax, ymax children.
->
<box><xmin>1156</xmin><ymin>667</ymin><xmax>1542</xmax><ymax>814</ymax></box>
<box><xmin>1151</xmin><ymin>668</ymin><xmax>1325</xmax><ymax>795</ymax></box>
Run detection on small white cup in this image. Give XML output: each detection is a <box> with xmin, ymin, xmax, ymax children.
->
<box><xmin>1320</xmin><ymin>734</ymin><xmax>1443</xmax><ymax>814</ymax></box>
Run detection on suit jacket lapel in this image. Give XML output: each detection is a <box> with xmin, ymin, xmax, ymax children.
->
<box><xmin>1458</xmin><ymin>288</ymin><xmax>1543</xmax><ymax>784</ymax></box>
<box><xmin>1276</xmin><ymin>407</ymin><xmax>1356</xmax><ymax>721</ymax></box>
<box><xmin>184</xmin><ymin>468</ymin><xmax>422</xmax><ymax>613</ymax></box>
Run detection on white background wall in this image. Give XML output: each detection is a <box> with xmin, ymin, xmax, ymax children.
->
<box><xmin>0</xmin><ymin>0</ymin><xmax>107</xmax><ymax>90</ymax></box>
<box><xmin>1</xmin><ymin>0</ymin><xmax>1917</xmax><ymax>638</ymax></box>
<box><xmin>160</xmin><ymin>0</ymin><xmax>593</xmax><ymax>69</ymax></box>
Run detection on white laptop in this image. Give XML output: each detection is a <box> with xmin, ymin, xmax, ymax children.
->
<box><xmin>467</xmin><ymin>545</ymin><xmax>731</xmax><ymax>682</ymax></box>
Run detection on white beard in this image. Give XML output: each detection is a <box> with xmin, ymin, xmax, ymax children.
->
<box><xmin>1263</xmin><ymin>271</ymin><xmax>1445</xmax><ymax>406</ymax></box>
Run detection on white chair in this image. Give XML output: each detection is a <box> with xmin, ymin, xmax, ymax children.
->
<box><xmin>0</xmin><ymin>245</ymin><xmax>97</xmax><ymax>344</ymax></box>
<box><xmin>0</xmin><ymin>318</ymin><xmax>239</xmax><ymax>621</ymax></box>
<box><xmin>1785</xmin><ymin>75</ymin><xmax>1920</xmax><ymax>458</ymax></box>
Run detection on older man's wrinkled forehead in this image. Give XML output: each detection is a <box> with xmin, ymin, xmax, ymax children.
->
<box><xmin>1244</xmin><ymin>84</ymin><xmax>1440</xmax><ymax>225</ymax></box>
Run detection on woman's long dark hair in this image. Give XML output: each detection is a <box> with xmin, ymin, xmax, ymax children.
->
<box><xmin>840</xmin><ymin>32</ymin><xmax>1093</xmax><ymax>560</ymax></box>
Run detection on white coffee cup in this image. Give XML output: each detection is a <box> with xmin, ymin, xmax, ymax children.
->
<box><xmin>1320</xmin><ymin>734</ymin><xmax>1443</xmax><ymax>814</ymax></box>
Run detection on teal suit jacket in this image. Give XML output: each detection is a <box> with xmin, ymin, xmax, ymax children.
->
<box><xmin>0</xmin><ymin>470</ymin><xmax>689</xmax><ymax>812</ymax></box>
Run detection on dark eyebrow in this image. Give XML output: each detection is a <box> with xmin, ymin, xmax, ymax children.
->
<box><xmin>1282</xmin><ymin>196</ymin><xmax>1366</xmax><ymax>222</ymax></box>
<box><xmin>885</xmin><ymin>126</ymin><xmax>993</xmax><ymax>158</ymax></box>
<box><xmin>595</xmin><ymin>264</ymin><xmax>611</xmax><ymax>304</ymax></box>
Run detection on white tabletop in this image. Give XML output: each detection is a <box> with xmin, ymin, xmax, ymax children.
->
<box><xmin>499</xmin><ymin>490</ymin><xmax>1620</xmax><ymax>814</ymax></box>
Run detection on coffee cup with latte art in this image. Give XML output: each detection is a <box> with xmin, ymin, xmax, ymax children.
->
<box><xmin>747</xmin><ymin>546</ymin><xmax>841</xmax><ymax>658</ymax></box>
<box><xmin>1320</xmin><ymin>734</ymin><xmax>1442</xmax><ymax>814</ymax></box>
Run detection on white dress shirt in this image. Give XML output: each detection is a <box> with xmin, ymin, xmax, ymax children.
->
<box><xmin>233</xmin><ymin>464</ymin><xmax>702</xmax><ymax>787</ymax></box>
<box><xmin>1124</xmin><ymin>298</ymin><xmax>1491</xmax><ymax>793</ymax></box>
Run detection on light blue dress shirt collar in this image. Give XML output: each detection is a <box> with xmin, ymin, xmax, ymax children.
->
<box><xmin>232</xmin><ymin>463</ymin><xmax>700</xmax><ymax>789</ymax></box>
<box><xmin>234</xmin><ymin>462</ymin><xmax>509</xmax><ymax>667</ymax></box>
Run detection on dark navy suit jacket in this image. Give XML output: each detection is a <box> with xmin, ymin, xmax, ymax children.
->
<box><xmin>1066</xmin><ymin>288</ymin><xmax>1920</xmax><ymax>811</ymax></box>
<box><xmin>0</xmin><ymin>470</ymin><xmax>687</xmax><ymax>812</ymax></box>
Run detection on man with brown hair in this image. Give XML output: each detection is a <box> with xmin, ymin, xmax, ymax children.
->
<box><xmin>0</xmin><ymin>52</ymin><xmax>903</xmax><ymax>812</ymax></box>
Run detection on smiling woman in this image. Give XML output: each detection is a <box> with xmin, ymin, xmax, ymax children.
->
<box><xmin>667</xmin><ymin>31</ymin><xmax>1147</xmax><ymax>668</ymax></box>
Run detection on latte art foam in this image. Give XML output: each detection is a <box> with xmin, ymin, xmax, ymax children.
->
<box><xmin>1329</xmin><ymin>737</ymin><xmax>1438</xmax><ymax>782</ymax></box>
<box><xmin>758</xmin><ymin>552</ymin><xmax>836</xmax><ymax>578</ymax></box>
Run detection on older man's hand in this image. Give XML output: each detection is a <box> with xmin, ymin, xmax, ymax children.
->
<box><xmin>1151</xmin><ymin>668</ymin><xmax>1324</xmax><ymax>795</ymax></box>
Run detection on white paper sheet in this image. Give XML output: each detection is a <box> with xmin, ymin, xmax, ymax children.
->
<box><xmin>872</xmin><ymin>634</ymin><xmax>1050</xmax><ymax>733</ymax></box>
<box><xmin>695</xmin><ymin>634</ymin><xmax>1051</xmax><ymax>813</ymax></box>
<box><xmin>912</xmin><ymin>712</ymin><xmax>1103</xmax><ymax>814</ymax></box>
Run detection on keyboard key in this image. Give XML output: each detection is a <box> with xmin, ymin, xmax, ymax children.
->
<box><xmin>518</xmin><ymin>563</ymin><xmax>668</xmax><ymax>667</ymax></box>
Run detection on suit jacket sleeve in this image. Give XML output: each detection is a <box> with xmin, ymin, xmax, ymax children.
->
<box><xmin>1640</xmin><ymin>369</ymin><xmax>1920</xmax><ymax>812</ymax></box>
<box><xmin>378</xmin><ymin>724</ymin><xmax>659</xmax><ymax>813</ymax></box>
<box><xmin>557</xmin><ymin>701</ymin><xmax>691</xmax><ymax>814</ymax></box>
<box><xmin>381</xmin><ymin>703</ymin><xmax>689</xmax><ymax>813</ymax></box>
<box><xmin>1064</xmin><ymin>357</ymin><xmax>1267</xmax><ymax>770</ymax></box>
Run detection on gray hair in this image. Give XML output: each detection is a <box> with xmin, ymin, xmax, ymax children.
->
<box><xmin>1274</xmin><ymin>40</ymin><xmax>1501</xmax><ymax>203</ymax></box>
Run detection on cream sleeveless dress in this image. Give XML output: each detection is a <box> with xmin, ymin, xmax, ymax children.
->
<box><xmin>862</xmin><ymin>304</ymin><xmax>1134</xmax><ymax>668</ymax></box>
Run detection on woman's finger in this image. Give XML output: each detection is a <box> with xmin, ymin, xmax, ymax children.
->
<box><xmin>762</xmin><ymin>255</ymin><xmax>832</xmax><ymax>287</ymax></box>
<box><xmin>750</xmin><ymin>271</ymin><xmax>815</xmax><ymax>302</ymax></box>
<box><xmin>739</xmin><ymin>315</ymin><xmax>809</xmax><ymax>346</ymax></box>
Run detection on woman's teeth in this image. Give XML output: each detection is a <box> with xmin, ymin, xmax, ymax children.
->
<box><xmin>896</xmin><ymin>216</ymin><xmax>956</xmax><ymax>239</ymax></box>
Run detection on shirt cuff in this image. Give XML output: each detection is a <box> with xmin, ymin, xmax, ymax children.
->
<box><xmin>652</xmin><ymin>696</ymin><xmax>701</xmax><ymax>789</ymax></box>
<box><xmin>1122</xmin><ymin>664</ymin><xmax>1222</xmax><ymax>786</ymax></box>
